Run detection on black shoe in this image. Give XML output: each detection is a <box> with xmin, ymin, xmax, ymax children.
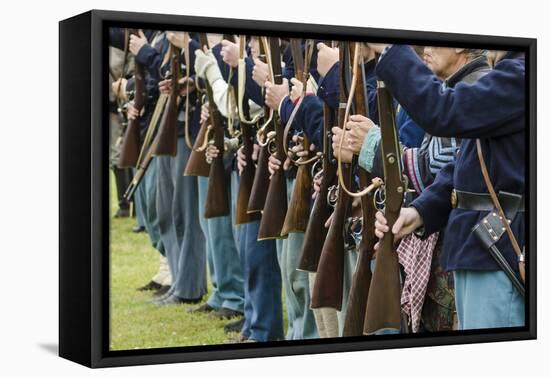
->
<box><xmin>113</xmin><ymin>167</ymin><xmax>133</xmax><ymax>218</ymax></box>
<box><xmin>152</xmin><ymin>285</ymin><xmax>171</xmax><ymax>297</ymax></box>
<box><xmin>187</xmin><ymin>303</ymin><xmax>216</xmax><ymax>314</ymax></box>
<box><xmin>132</xmin><ymin>224</ymin><xmax>146</xmax><ymax>233</ymax></box>
<box><xmin>156</xmin><ymin>295</ymin><xmax>203</xmax><ymax>306</ymax></box>
<box><xmin>156</xmin><ymin>295</ymin><xmax>185</xmax><ymax>305</ymax></box>
<box><xmin>224</xmin><ymin>318</ymin><xmax>245</xmax><ymax>333</ymax></box>
<box><xmin>114</xmin><ymin>207</ymin><xmax>130</xmax><ymax>218</ymax></box>
<box><xmin>137</xmin><ymin>280</ymin><xmax>162</xmax><ymax>291</ymax></box>
<box><xmin>210</xmin><ymin>307</ymin><xmax>243</xmax><ymax>320</ymax></box>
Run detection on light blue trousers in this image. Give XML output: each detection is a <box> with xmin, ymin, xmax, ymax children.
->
<box><xmin>276</xmin><ymin>179</ymin><xmax>318</xmax><ymax>340</ymax></box>
<box><xmin>157</xmin><ymin>138</ymin><xmax>206</xmax><ymax>299</ymax></box>
<box><xmin>453</xmin><ymin>269</ymin><xmax>525</xmax><ymax>330</ymax></box>
<box><xmin>198</xmin><ymin>172</ymin><xmax>244</xmax><ymax>312</ymax></box>
<box><xmin>134</xmin><ymin>159</ymin><xmax>165</xmax><ymax>256</ymax></box>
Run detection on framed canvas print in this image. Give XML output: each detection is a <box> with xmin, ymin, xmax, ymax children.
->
<box><xmin>59</xmin><ymin>9</ymin><xmax>537</xmax><ymax>368</ymax></box>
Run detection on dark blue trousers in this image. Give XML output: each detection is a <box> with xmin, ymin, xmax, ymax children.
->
<box><xmin>239</xmin><ymin>221</ymin><xmax>284</xmax><ymax>341</ymax></box>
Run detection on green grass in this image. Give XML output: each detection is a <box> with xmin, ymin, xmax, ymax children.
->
<box><xmin>109</xmin><ymin>173</ymin><xmax>235</xmax><ymax>351</ymax></box>
<box><xmin>109</xmin><ymin>173</ymin><xmax>288</xmax><ymax>350</ymax></box>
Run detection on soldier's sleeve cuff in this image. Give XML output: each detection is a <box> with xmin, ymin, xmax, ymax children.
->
<box><xmin>135</xmin><ymin>44</ymin><xmax>157</xmax><ymax>66</ymax></box>
<box><xmin>358</xmin><ymin>126</ymin><xmax>381</xmax><ymax>172</ymax></box>
<box><xmin>409</xmin><ymin>200</ymin><xmax>433</xmax><ymax>238</ymax></box>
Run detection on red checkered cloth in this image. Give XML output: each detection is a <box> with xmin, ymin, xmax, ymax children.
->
<box><xmin>397</xmin><ymin>232</ymin><xmax>439</xmax><ymax>333</ymax></box>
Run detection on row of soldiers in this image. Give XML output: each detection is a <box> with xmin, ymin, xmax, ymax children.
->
<box><xmin>109</xmin><ymin>28</ymin><xmax>526</xmax><ymax>343</ymax></box>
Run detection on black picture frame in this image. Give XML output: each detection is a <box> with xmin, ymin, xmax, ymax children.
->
<box><xmin>59</xmin><ymin>9</ymin><xmax>537</xmax><ymax>368</ymax></box>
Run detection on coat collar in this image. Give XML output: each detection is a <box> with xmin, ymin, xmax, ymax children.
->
<box><xmin>445</xmin><ymin>56</ymin><xmax>491</xmax><ymax>88</ymax></box>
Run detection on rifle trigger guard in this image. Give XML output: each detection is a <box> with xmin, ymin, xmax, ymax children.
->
<box><xmin>311</xmin><ymin>158</ymin><xmax>323</xmax><ymax>179</ymax></box>
<box><xmin>196</xmin><ymin>125</ymin><xmax>213</xmax><ymax>152</ymax></box>
<box><xmin>327</xmin><ymin>185</ymin><xmax>339</xmax><ymax>208</ymax></box>
<box><xmin>374</xmin><ymin>186</ymin><xmax>386</xmax><ymax>211</ymax></box>
<box><xmin>350</xmin><ymin>216</ymin><xmax>363</xmax><ymax>248</ymax></box>
<box><xmin>265</xmin><ymin>131</ymin><xmax>277</xmax><ymax>155</ymax></box>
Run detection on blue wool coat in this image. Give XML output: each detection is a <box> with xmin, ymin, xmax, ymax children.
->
<box><xmin>396</xmin><ymin>109</ymin><xmax>425</xmax><ymax>148</ymax></box>
<box><xmin>317</xmin><ymin>59</ymin><xmax>379</xmax><ymax>124</ymax></box>
<box><xmin>376</xmin><ymin>45</ymin><xmax>526</xmax><ymax>272</ymax></box>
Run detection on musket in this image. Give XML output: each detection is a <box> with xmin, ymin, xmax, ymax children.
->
<box><xmin>247</xmin><ymin>38</ymin><xmax>273</xmax><ymax>214</ymax></box>
<box><xmin>311</xmin><ymin>41</ymin><xmax>354</xmax><ymax>310</ymax></box>
<box><xmin>297</xmin><ymin>102</ymin><xmax>337</xmax><ymax>272</ymax></box>
<box><xmin>363</xmin><ymin>80</ymin><xmax>405</xmax><ymax>335</ymax></box>
<box><xmin>342</xmin><ymin>47</ymin><xmax>382</xmax><ymax>336</ymax></box>
<box><xmin>123</xmin><ymin>93</ymin><xmax>169</xmax><ymax>200</ymax></box>
<box><xmin>257</xmin><ymin>37</ymin><xmax>288</xmax><ymax>240</ymax></box>
<box><xmin>199</xmin><ymin>33</ymin><xmax>230</xmax><ymax>219</ymax></box>
<box><xmin>182</xmin><ymin>32</ymin><xmax>194</xmax><ymax>150</ymax></box>
<box><xmin>235</xmin><ymin>35</ymin><xmax>261</xmax><ymax>224</ymax></box>
<box><xmin>151</xmin><ymin>43</ymin><xmax>180</xmax><ymax>156</ymax></box>
<box><xmin>297</xmin><ymin>40</ymin><xmax>336</xmax><ymax>272</ymax></box>
<box><xmin>280</xmin><ymin>38</ymin><xmax>315</xmax><ymax>236</ymax></box>
<box><xmin>223</xmin><ymin>34</ymin><xmax>241</xmax><ymax>143</ymax></box>
<box><xmin>118</xmin><ymin>29</ymin><xmax>145</xmax><ymax>168</ymax></box>
<box><xmin>184</xmin><ymin>34</ymin><xmax>212</xmax><ymax>177</ymax></box>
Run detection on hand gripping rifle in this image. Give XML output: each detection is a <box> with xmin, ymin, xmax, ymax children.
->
<box><xmin>151</xmin><ymin>43</ymin><xmax>181</xmax><ymax>156</ymax></box>
<box><xmin>118</xmin><ymin>29</ymin><xmax>145</xmax><ymax>168</ymax></box>
<box><xmin>363</xmin><ymin>80</ymin><xmax>406</xmax><ymax>335</ymax></box>
<box><xmin>310</xmin><ymin>41</ymin><xmax>354</xmax><ymax>310</ymax></box>
<box><xmin>280</xmin><ymin>39</ymin><xmax>317</xmax><ymax>236</ymax></box>
<box><xmin>247</xmin><ymin>38</ymin><xmax>274</xmax><ymax>214</ymax></box>
<box><xmin>235</xmin><ymin>35</ymin><xmax>261</xmax><ymax>224</ymax></box>
<box><xmin>199</xmin><ymin>33</ymin><xmax>230</xmax><ymax>219</ymax></box>
<box><xmin>257</xmin><ymin>37</ymin><xmax>288</xmax><ymax>240</ymax></box>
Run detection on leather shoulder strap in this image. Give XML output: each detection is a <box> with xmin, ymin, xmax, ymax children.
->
<box><xmin>476</xmin><ymin>139</ymin><xmax>525</xmax><ymax>281</ymax></box>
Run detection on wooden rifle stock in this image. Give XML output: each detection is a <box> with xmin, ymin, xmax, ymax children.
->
<box><xmin>183</xmin><ymin>34</ymin><xmax>210</xmax><ymax>177</ymax></box>
<box><xmin>183</xmin><ymin>119</ymin><xmax>211</xmax><ymax>176</ymax></box>
<box><xmin>247</xmin><ymin>138</ymin><xmax>271</xmax><ymax>213</ymax></box>
<box><xmin>119</xmin><ymin>29</ymin><xmax>144</xmax><ymax>168</ymax></box>
<box><xmin>257</xmin><ymin>37</ymin><xmax>288</xmax><ymax>240</ymax></box>
<box><xmin>247</xmin><ymin>43</ymin><xmax>271</xmax><ymax>214</ymax></box>
<box><xmin>234</xmin><ymin>35</ymin><xmax>260</xmax><ymax>224</ymax></box>
<box><xmin>151</xmin><ymin>44</ymin><xmax>180</xmax><ymax>156</ymax></box>
<box><xmin>204</xmin><ymin>111</ymin><xmax>229</xmax><ymax>218</ymax></box>
<box><xmin>280</xmin><ymin>161</ymin><xmax>311</xmax><ymax>235</ymax></box>
<box><xmin>343</xmin><ymin>171</ymin><xmax>377</xmax><ymax>336</ymax></box>
<box><xmin>236</xmin><ymin>100</ymin><xmax>261</xmax><ymax>224</ymax></box>
<box><xmin>122</xmin><ymin>92</ymin><xmax>168</xmax><ymax>201</ymax></box>
<box><xmin>199</xmin><ymin>33</ymin><xmax>230</xmax><ymax>219</ymax></box>
<box><xmin>311</xmin><ymin>42</ymin><xmax>352</xmax><ymax>310</ymax></box>
<box><xmin>342</xmin><ymin>53</ymin><xmax>377</xmax><ymax>336</ymax></box>
<box><xmin>297</xmin><ymin>104</ymin><xmax>336</xmax><ymax>272</ymax></box>
<box><xmin>363</xmin><ymin>81</ymin><xmax>404</xmax><ymax>335</ymax></box>
<box><xmin>123</xmin><ymin>145</ymin><xmax>154</xmax><ymax>201</ymax></box>
<box><xmin>281</xmin><ymin>39</ymin><xmax>313</xmax><ymax>236</ymax></box>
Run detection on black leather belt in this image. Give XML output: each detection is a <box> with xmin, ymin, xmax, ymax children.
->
<box><xmin>452</xmin><ymin>189</ymin><xmax>525</xmax><ymax>219</ymax></box>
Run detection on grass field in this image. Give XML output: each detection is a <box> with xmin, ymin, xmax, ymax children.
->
<box><xmin>109</xmin><ymin>173</ymin><xmax>236</xmax><ymax>351</ymax></box>
<box><xmin>109</xmin><ymin>173</ymin><xmax>288</xmax><ymax>350</ymax></box>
